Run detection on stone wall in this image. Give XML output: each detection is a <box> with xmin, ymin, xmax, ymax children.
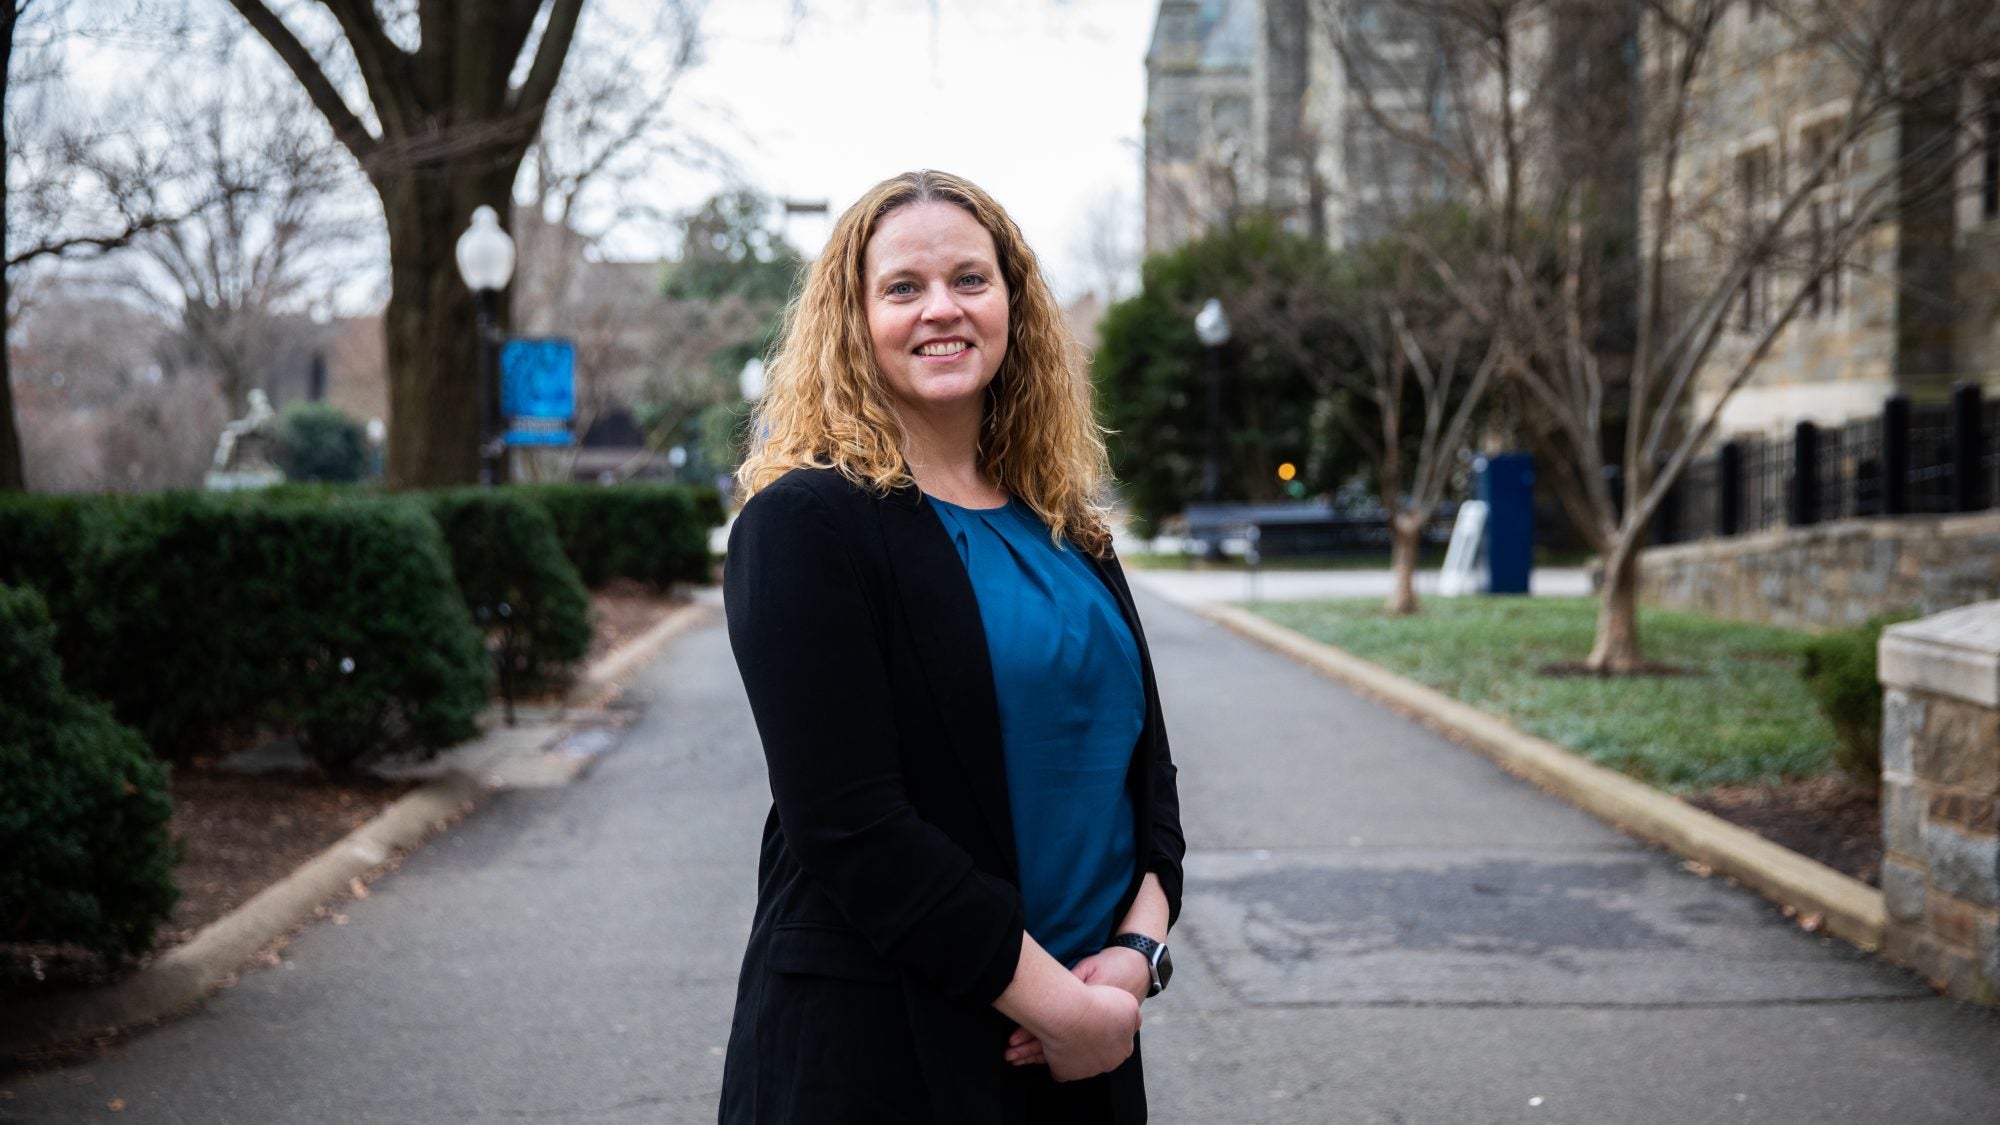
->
<box><xmin>1878</xmin><ymin>603</ymin><xmax>2000</xmax><ymax>1004</ymax></box>
<box><xmin>1636</xmin><ymin>512</ymin><xmax>2000</xmax><ymax>631</ymax></box>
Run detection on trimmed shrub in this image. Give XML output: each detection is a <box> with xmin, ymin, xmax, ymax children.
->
<box><xmin>1801</xmin><ymin>615</ymin><xmax>1912</xmax><ymax>793</ymax></box>
<box><xmin>0</xmin><ymin>491</ymin><xmax>490</xmax><ymax>774</ymax></box>
<box><xmin>279</xmin><ymin>403</ymin><xmax>369</xmax><ymax>484</ymax></box>
<box><xmin>523</xmin><ymin>483</ymin><xmax>721</xmax><ymax>589</ymax></box>
<box><xmin>0</xmin><ymin>584</ymin><xmax>178</xmax><ymax>961</ymax></box>
<box><xmin>424</xmin><ymin>489</ymin><xmax>593</xmax><ymax>693</ymax></box>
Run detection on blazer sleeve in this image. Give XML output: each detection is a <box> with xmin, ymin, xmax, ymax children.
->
<box><xmin>724</xmin><ymin>480</ymin><xmax>1026</xmax><ymax>1003</ymax></box>
<box><xmin>1101</xmin><ymin>551</ymin><xmax>1187</xmax><ymax>929</ymax></box>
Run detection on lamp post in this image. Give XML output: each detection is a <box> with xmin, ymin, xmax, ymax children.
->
<box><xmin>1193</xmin><ymin>298</ymin><xmax>1230</xmax><ymax>503</ymax></box>
<box><xmin>455</xmin><ymin>205</ymin><xmax>516</xmax><ymax>485</ymax></box>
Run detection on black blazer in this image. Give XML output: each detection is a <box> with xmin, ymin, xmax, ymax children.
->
<box><xmin>719</xmin><ymin>467</ymin><xmax>1186</xmax><ymax>1125</ymax></box>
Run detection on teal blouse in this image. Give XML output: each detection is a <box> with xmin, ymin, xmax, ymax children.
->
<box><xmin>926</xmin><ymin>494</ymin><xmax>1145</xmax><ymax>967</ymax></box>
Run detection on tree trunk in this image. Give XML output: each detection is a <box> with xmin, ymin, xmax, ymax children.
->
<box><xmin>1586</xmin><ymin>536</ymin><xmax>1644</xmax><ymax>673</ymax></box>
<box><xmin>1386</xmin><ymin>512</ymin><xmax>1422</xmax><ymax>615</ymax></box>
<box><xmin>376</xmin><ymin>167</ymin><xmax>514</xmax><ymax>489</ymax></box>
<box><xmin>0</xmin><ymin>9</ymin><xmax>22</xmax><ymax>492</ymax></box>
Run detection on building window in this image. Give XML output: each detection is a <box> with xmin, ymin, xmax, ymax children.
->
<box><xmin>1736</xmin><ymin>145</ymin><xmax>1774</xmax><ymax>331</ymax></box>
<box><xmin>1799</xmin><ymin>120</ymin><xmax>1847</xmax><ymax>318</ymax></box>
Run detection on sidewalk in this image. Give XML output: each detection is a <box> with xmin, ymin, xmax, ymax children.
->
<box><xmin>6</xmin><ymin>588</ymin><xmax>1997</xmax><ymax>1123</ymax></box>
<box><xmin>1126</xmin><ymin>564</ymin><xmax>1592</xmax><ymax>606</ymax></box>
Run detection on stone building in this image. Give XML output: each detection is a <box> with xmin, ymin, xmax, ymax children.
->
<box><xmin>1145</xmin><ymin>0</ymin><xmax>1324</xmax><ymax>251</ymax></box>
<box><xmin>1656</xmin><ymin>5</ymin><xmax>2000</xmax><ymax>437</ymax></box>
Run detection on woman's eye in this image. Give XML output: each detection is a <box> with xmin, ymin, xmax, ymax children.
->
<box><xmin>957</xmin><ymin>273</ymin><xmax>987</xmax><ymax>288</ymax></box>
<box><xmin>886</xmin><ymin>281</ymin><xmax>917</xmax><ymax>297</ymax></box>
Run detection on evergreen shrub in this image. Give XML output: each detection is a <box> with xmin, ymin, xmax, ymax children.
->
<box><xmin>0</xmin><ymin>584</ymin><xmax>178</xmax><ymax>961</ymax></box>
<box><xmin>1801</xmin><ymin>615</ymin><xmax>1911</xmax><ymax>793</ymax></box>
<box><xmin>522</xmin><ymin>483</ymin><xmax>720</xmax><ymax>589</ymax></box>
<box><xmin>0</xmin><ymin>491</ymin><xmax>490</xmax><ymax>774</ymax></box>
<box><xmin>279</xmin><ymin>403</ymin><xmax>369</xmax><ymax>483</ymax></box>
<box><xmin>424</xmin><ymin>489</ymin><xmax>593</xmax><ymax>693</ymax></box>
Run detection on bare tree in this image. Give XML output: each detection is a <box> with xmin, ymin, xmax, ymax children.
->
<box><xmin>1330</xmin><ymin>0</ymin><xmax>2000</xmax><ymax>670</ymax></box>
<box><xmin>119</xmin><ymin>66</ymin><xmax>368</xmax><ymax>414</ymax></box>
<box><xmin>1</xmin><ymin>0</ymin><xmax>205</xmax><ymax>490</ymax></box>
<box><xmin>1327</xmin><ymin>231</ymin><xmax>1500</xmax><ymax>613</ymax></box>
<box><xmin>222</xmin><ymin>0</ymin><xmax>608</xmax><ymax>488</ymax></box>
<box><xmin>507</xmin><ymin>0</ymin><xmax>710</xmax><ymax>479</ymax></box>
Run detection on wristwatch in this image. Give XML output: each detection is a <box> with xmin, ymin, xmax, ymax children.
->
<box><xmin>1108</xmin><ymin>932</ymin><xmax>1173</xmax><ymax>997</ymax></box>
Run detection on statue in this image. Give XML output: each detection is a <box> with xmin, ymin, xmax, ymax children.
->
<box><xmin>205</xmin><ymin>389</ymin><xmax>285</xmax><ymax>491</ymax></box>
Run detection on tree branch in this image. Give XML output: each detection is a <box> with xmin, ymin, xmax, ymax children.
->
<box><xmin>224</xmin><ymin>0</ymin><xmax>378</xmax><ymax>163</ymax></box>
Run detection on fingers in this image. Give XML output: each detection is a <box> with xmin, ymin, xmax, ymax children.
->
<box><xmin>1004</xmin><ymin>1032</ymin><xmax>1046</xmax><ymax>1067</ymax></box>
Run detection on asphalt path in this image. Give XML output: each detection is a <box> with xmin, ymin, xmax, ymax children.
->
<box><xmin>6</xmin><ymin>586</ymin><xmax>1999</xmax><ymax>1124</ymax></box>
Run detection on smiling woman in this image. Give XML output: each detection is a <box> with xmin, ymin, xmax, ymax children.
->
<box><xmin>719</xmin><ymin>171</ymin><xmax>1186</xmax><ymax>1124</ymax></box>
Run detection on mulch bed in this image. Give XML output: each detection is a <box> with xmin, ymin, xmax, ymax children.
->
<box><xmin>1687</xmin><ymin>775</ymin><xmax>1882</xmax><ymax>887</ymax></box>
<box><xmin>581</xmin><ymin>579</ymin><xmax>685</xmax><ymax>666</ymax></box>
<box><xmin>3</xmin><ymin>585</ymin><xmax>681</xmax><ymax>993</ymax></box>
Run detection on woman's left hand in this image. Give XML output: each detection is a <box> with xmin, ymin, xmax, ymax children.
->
<box><xmin>1070</xmin><ymin>946</ymin><xmax>1152</xmax><ymax>1004</ymax></box>
<box><xmin>1003</xmin><ymin>947</ymin><xmax>1152</xmax><ymax>1067</ymax></box>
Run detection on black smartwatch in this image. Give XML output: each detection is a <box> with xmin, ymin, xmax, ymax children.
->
<box><xmin>1108</xmin><ymin>932</ymin><xmax>1172</xmax><ymax>997</ymax></box>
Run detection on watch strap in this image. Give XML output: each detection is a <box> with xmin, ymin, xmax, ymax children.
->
<box><xmin>1108</xmin><ymin>932</ymin><xmax>1165</xmax><ymax>996</ymax></box>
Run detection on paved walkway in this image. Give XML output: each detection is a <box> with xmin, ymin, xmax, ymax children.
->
<box><xmin>5</xmin><ymin>589</ymin><xmax>1998</xmax><ymax>1123</ymax></box>
<box><xmin>1126</xmin><ymin>565</ymin><xmax>1592</xmax><ymax>606</ymax></box>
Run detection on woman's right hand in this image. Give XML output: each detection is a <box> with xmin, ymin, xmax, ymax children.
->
<box><xmin>1036</xmin><ymin>983</ymin><xmax>1142</xmax><ymax>1082</ymax></box>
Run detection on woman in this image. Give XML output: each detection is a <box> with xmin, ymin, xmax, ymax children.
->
<box><xmin>720</xmin><ymin>169</ymin><xmax>1185</xmax><ymax>1125</ymax></box>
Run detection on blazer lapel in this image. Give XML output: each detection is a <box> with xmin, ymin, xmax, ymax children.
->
<box><xmin>877</xmin><ymin>488</ymin><xmax>1019</xmax><ymax>877</ymax></box>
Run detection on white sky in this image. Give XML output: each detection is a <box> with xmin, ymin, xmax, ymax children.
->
<box><xmin>642</xmin><ymin>0</ymin><xmax>1157</xmax><ymax>294</ymax></box>
<box><xmin>54</xmin><ymin>0</ymin><xmax>1158</xmax><ymax>305</ymax></box>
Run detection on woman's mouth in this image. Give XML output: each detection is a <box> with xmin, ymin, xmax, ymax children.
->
<box><xmin>915</xmin><ymin>340</ymin><xmax>969</xmax><ymax>358</ymax></box>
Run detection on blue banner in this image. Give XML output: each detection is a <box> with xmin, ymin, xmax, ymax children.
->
<box><xmin>500</xmin><ymin>337</ymin><xmax>576</xmax><ymax>446</ymax></box>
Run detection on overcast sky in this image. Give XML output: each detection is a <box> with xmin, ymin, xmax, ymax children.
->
<box><xmin>646</xmin><ymin>0</ymin><xmax>1157</xmax><ymax>294</ymax></box>
<box><xmin>55</xmin><ymin>0</ymin><xmax>1157</xmax><ymax>304</ymax></box>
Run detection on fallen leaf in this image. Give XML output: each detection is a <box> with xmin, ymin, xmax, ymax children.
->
<box><xmin>1681</xmin><ymin>861</ymin><xmax>1713</xmax><ymax>878</ymax></box>
<box><xmin>107</xmin><ymin>1098</ymin><xmax>126</xmax><ymax>1112</ymax></box>
<box><xmin>1800</xmin><ymin>912</ymin><xmax>1824</xmax><ymax>933</ymax></box>
<box><xmin>332</xmin><ymin>913</ymin><xmax>350</xmax><ymax>926</ymax></box>
<box><xmin>349</xmin><ymin>878</ymin><xmax>370</xmax><ymax>900</ymax></box>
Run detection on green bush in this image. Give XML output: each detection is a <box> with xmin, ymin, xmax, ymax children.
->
<box><xmin>0</xmin><ymin>491</ymin><xmax>490</xmax><ymax>774</ymax></box>
<box><xmin>424</xmin><ymin>489</ymin><xmax>593</xmax><ymax>693</ymax></box>
<box><xmin>1801</xmin><ymin>615</ymin><xmax>1911</xmax><ymax>793</ymax></box>
<box><xmin>279</xmin><ymin>402</ymin><xmax>369</xmax><ymax>484</ymax></box>
<box><xmin>0</xmin><ymin>584</ymin><xmax>178</xmax><ymax>961</ymax></box>
<box><xmin>522</xmin><ymin>483</ymin><xmax>720</xmax><ymax>589</ymax></box>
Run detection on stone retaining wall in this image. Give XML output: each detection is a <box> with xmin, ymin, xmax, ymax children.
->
<box><xmin>1878</xmin><ymin>603</ymin><xmax>2000</xmax><ymax>1004</ymax></box>
<box><xmin>1635</xmin><ymin>512</ymin><xmax>2000</xmax><ymax>631</ymax></box>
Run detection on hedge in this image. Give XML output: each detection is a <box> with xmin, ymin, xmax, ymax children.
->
<box><xmin>1801</xmin><ymin>614</ymin><xmax>1912</xmax><ymax>794</ymax></box>
<box><xmin>424</xmin><ymin>489</ymin><xmax>592</xmax><ymax>694</ymax></box>
<box><xmin>0</xmin><ymin>491</ymin><xmax>490</xmax><ymax>774</ymax></box>
<box><xmin>521</xmin><ymin>483</ymin><xmax>720</xmax><ymax>589</ymax></box>
<box><xmin>0</xmin><ymin>584</ymin><xmax>178</xmax><ymax>961</ymax></box>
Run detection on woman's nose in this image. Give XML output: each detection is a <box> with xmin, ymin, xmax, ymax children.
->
<box><xmin>919</xmin><ymin>283</ymin><xmax>962</xmax><ymax>322</ymax></box>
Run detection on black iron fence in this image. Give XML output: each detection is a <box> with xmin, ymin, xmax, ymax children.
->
<box><xmin>1653</xmin><ymin>383</ymin><xmax>1996</xmax><ymax>545</ymax></box>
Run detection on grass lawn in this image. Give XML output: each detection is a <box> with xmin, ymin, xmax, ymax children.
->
<box><xmin>1249</xmin><ymin>597</ymin><xmax>1837</xmax><ymax>791</ymax></box>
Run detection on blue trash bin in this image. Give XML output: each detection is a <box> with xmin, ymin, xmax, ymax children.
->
<box><xmin>1475</xmin><ymin>452</ymin><xmax>1535</xmax><ymax>595</ymax></box>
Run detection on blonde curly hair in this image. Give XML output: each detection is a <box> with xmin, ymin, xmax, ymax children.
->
<box><xmin>735</xmin><ymin>169</ymin><xmax>1114</xmax><ymax>557</ymax></box>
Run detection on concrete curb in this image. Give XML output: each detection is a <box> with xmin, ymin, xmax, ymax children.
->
<box><xmin>1194</xmin><ymin>601</ymin><xmax>1887</xmax><ymax>953</ymax></box>
<box><xmin>5</xmin><ymin>594</ymin><xmax>710</xmax><ymax>1060</ymax></box>
<box><xmin>575</xmin><ymin>600</ymin><xmax>713</xmax><ymax>698</ymax></box>
<box><xmin>2</xmin><ymin>772</ymin><xmax>487</xmax><ymax>1058</ymax></box>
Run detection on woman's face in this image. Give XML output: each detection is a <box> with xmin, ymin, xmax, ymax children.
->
<box><xmin>862</xmin><ymin>201</ymin><xmax>1009</xmax><ymax>422</ymax></box>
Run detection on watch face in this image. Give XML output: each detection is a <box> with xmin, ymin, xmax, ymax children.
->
<box><xmin>1156</xmin><ymin>946</ymin><xmax>1173</xmax><ymax>991</ymax></box>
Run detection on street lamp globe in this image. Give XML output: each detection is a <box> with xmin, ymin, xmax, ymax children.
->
<box><xmin>455</xmin><ymin>205</ymin><xmax>516</xmax><ymax>293</ymax></box>
<box><xmin>1194</xmin><ymin>298</ymin><xmax>1231</xmax><ymax>348</ymax></box>
<box><xmin>739</xmin><ymin>356</ymin><xmax>767</xmax><ymax>401</ymax></box>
